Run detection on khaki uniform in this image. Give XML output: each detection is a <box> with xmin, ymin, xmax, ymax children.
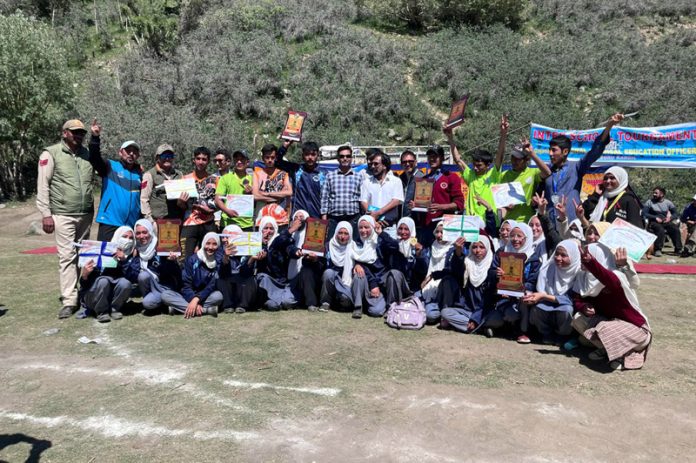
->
<box><xmin>36</xmin><ymin>141</ymin><xmax>95</xmax><ymax>307</ymax></box>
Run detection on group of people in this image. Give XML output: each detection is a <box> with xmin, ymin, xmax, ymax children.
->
<box><xmin>37</xmin><ymin>113</ymin><xmax>671</xmax><ymax>371</ymax></box>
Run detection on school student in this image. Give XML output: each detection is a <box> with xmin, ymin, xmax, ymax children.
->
<box><xmin>129</xmin><ymin>219</ymin><xmax>182</xmax><ymax>314</ymax></box>
<box><xmin>320</xmin><ymin>222</ymin><xmax>361</xmax><ymax>312</ymax></box>
<box><xmin>161</xmin><ymin>232</ymin><xmax>224</xmax><ymax>318</ymax></box>
<box><xmin>420</xmin><ymin>223</ymin><xmax>458</xmax><ymax>324</ymax></box>
<box><xmin>216</xmin><ymin>224</ymin><xmax>257</xmax><ymax>314</ymax></box>
<box><xmin>79</xmin><ymin>226</ymin><xmax>136</xmax><ymax>322</ymax></box>
<box><xmin>288</xmin><ymin>210</ymin><xmax>326</xmax><ymax>311</ymax></box>
<box><xmin>441</xmin><ymin>233</ymin><xmax>498</xmax><ymax>333</ymax></box>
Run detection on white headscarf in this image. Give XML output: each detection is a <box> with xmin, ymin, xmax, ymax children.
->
<box><xmin>422</xmin><ymin>223</ymin><xmax>452</xmax><ymax>302</ymax></box>
<box><xmin>134</xmin><ymin>219</ymin><xmax>157</xmax><ymax>267</ymax></box>
<box><xmin>288</xmin><ymin>210</ymin><xmax>309</xmax><ymax>280</ymax></box>
<box><xmin>464</xmin><ymin>234</ymin><xmax>493</xmax><ymax>288</ymax></box>
<box><xmin>197</xmin><ymin>232</ymin><xmax>220</xmax><ymax>269</ymax></box>
<box><xmin>573</xmin><ymin>242</ymin><xmax>615</xmax><ymax>297</ymax></box>
<box><xmin>537</xmin><ymin>239</ymin><xmax>581</xmax><ymax>296</ymax></box>
<box><xmin>111</xmin><ymin>226</ymin><xmax>135</xmax><ymax>256</ymax></box>
<box><xmin>329</xmin><ymin>221</ymin><xmax>353</xmax><ymax>269</ymax></box>
<box><xmin>504</xmin><ymin>222</ymin><xmax>534</xmax><ymax>258</ymax></box>
<box><xmin>494</xmin><ymin>219</ymin><xmax>515</xmax><ymax>251</ymax></box>
<box><xmin>568</xmin><ymin>218</ymin><xmax>584</xmax><ymax>241</ymax></box>
<box><xmin>396</xmin><ymin>217</ymin><xmax>417</xmax><ymax>258</ymax></box>
<box><xmin>259</xmin><ymin>216</ymin><xmax>279</xmax><ymax>248</ymax></box>
<box><xmin>343</xmin><ymin>215</ymin><xmax>379</xmax><ymax>286</ymax></box>
<box><xmin>589</xmin><ymin>166</ymin><xmax>629</xmax><ymax>222</ymax></box>
<box><xmin>528</xmin><ymin>216</ymin><xmax>547</xmax><ymax>258</ymax></box>
<box><xmin>222</xmin><ymin>224</ymin><xmax>243</xmax><ymax>235</ymax></box>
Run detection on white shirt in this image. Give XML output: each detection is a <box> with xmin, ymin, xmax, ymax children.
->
<box><xmin>360</xmin><ymin>171</ymin><xmax>404</xmax><ymax>209</ymax></box>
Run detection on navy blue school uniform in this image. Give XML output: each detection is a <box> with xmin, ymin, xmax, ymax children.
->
<box><xmin>445</xmin><ymin>251</ymin><xmax>499</xmax><ymax>329</ymax></box>
<box><xmin>421</xmin><ymin>246</ymin><xmax>463</xmax><ymax>322</ymax></box>
<box><xmin>125</xmin><ymin>254</ymin><xmax>182</xmax><ymax>311</ymax></box>
<box><xmin>78</xmin><ymin>257</ymin><xmax>134</xmax><ymax>317</ymax></box>
<box><xmin>256</xmin><ymin>230</ymin><xmax>301</xmax><ymax>310</ymax></box>
<box><xmin>378</xmin><ymin>232</ymin><xmax>429</xmax><ymax>291</ymax></box>
<box><xmin>180</xmin><ymin>254</ymin><xmax>219</xmax><ymax>303</ymax></box>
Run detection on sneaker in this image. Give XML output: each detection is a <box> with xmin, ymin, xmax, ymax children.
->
<box><xmin>484</xmin><ymin>327</ymin><xmax>494</xmax><ymax>338</ymax></box>
<box><xmin>588</xmin><ymin>348</ymin><xmax>607</xmax><ymax>361</ymax></box>
<box><xmin>352</xmin><ymin>308</ymin><xmax>363</xmax><ymax>319</ymax></box>
<box><xmin>308</xmin><ymin>305</ymin><xmax>319</xmax><ymax>312</ymax></box>
<box><xmin>110</xmin><ymin>311</ymin><xmax>123</xmax><ymax>320</ymax></box>
<box><xmin>562</xmin><ymin>338</ymin><xmax>580</xmax><ymax>351</ymax></box>
<box><xmin>168</xmin><ymin>305</ymin><xmax>176</xmax><ymax>315</ymax></box>
<box><xmin>516</xmin><ymin>334</ymin><xmax>531</xmax><ymax>344</ymax></box>
<box><xmin>206</xmin><ymin>306</ymin><xmax>218</xmax><ymax>318</ymax></box>
<box><xmin>58</xmin><ymin>306</ymin><xmax>77</xmax><ymax>319</ymax></box>
<box><xmin>654</xmin><ymin>250</ymin><xmax>663</xmax><ymax>257</ymax></box>
<box><xmin>680</xmin><ymin>250</ymin><xmax>692</xmax><ymax>258</ymax></box>
<box><xmin>318</xmin><ymin>303</ymin><xmax>330</xmax><ymax>313</ymax></box>
<box><xmin>97</xmin><ymin>313</ymin><xmax>111</xmax><ymax>323</ymax></box>
<box><xmin>234</xmin><ymin>307</ymin><xmax>246</xmax><ymax>314</ymax></box>
<box><xmin>609</xmin><ymin>360</ymin><xmax>623</xmax><ymax>371</ymax></box>
<box><xmin>223</xmin><ymin>307</ymin><xmax>235</xmax><ymax>314</ymax></box>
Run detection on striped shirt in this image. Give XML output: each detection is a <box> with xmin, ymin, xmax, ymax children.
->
<box><xmin>321</xmin><ymin>168</ymin><xmax>362</xmax><ymax>216</ymax></box>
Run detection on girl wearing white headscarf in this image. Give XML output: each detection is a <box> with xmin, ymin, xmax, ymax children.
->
<box><xmin>525</xmin><ymin>239</ymin><xmax>582</xmax><ymax>344</ymax></box>
<box><xmin>573</xmin><ymin>243</ymin><xmax>651</xmax><ymax>370</ymax></box>
<box><xmin>441</xmin><ymin>233</ymin><xmax>497</xmax><ymax>333</ymax></box>
<box><xmin>587</xmin><ymin>166</ymin><xmax>643</xmax><ymax>228</ymax></box>
<box><xmin>132</xmin><ymin>219</ymin><xmax>182</xmax><ymax>313</ymax></box>
<box><xmin>78</xmin><ymin>226</ymin><xmax>136</xmax><ymax>322</ymax></box>
<box><xmin>487</xmin><ymin>222</ymin><xmax>544</xmax><ymax>343</ymax></box>
<box><xmin>319</xmin><ymin>221</ymin><xmax>360</xmax><ymax>313</ymax></box>
<box><xmin>420</xmin><ymin>223</ymin><xmax>456</xmax><ymax>323</ymax></box>
<box><xmin>254</xmin><ymin>215</ymin><xmax>304</xmax><ymax>311</ymax></box>
<box><xmin>161</xmin><ymin>232</ymin><xmax>224</xmax><ymax>318</ymax></box>
<box><xmin>288</xmin><ymin>210</ymin><xmax>325</xmax><ymax>312</ymax></box>
<box><xmin>375</xmin><ymin>216</ymin><xmax>428</xmax><ymax>306</ymax></box>
<box><xmin>528</xmin><ymin>215</ymin><xmax>547</xmax><ymax>263</ymax></box>
<box><xmin>344</xmin><ymin>215</ymin><xmax>387</xmax><ymax>319</ymax></box>
<box><xmin>216</xmin><ymin>224</ymin><xmax>257</xmax><ymax>314</ymax></box>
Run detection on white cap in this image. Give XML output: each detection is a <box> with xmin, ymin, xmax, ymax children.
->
<box><xmin>120</xmin><ymin>140</ymin><xmax>140</xmax><ymax>150</ymax></box>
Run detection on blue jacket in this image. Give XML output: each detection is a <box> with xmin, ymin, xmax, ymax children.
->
<box><xmin>256</xmin><ymin>230</ymin><xmax>300</xmax><ymax>284</ymax></box>
<box><xmin>452</xmin><ymin>251</ymin><xmax>499</xmax><ymax>326</ymax></box>
<box><xmin>277</xmin><ymin>145</ymin><xmax>327</xmax><ymax>218</ymax></box>
<box><xmin>125</xmin><ymin>254</ymin><xmax>182</xmax><ymax>290</ymax></box>
<box><xmin>181</xmin><ymin>254</ymin><xmax>219</xmax><ymax>303</ymax></box>
<box><xmin>90</xmin><ymin>137</ymin><xmax>142</xmax><ymax>227</ymax></box>
<box><xmin>378</xmin><ymin>232</ymin><xmax>429</xmax><ymax>289</ymax></box>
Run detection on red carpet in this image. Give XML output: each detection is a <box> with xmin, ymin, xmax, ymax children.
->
<box><xmin>21</xmin><ymin>246</ymin><xmax>58</xmax><ymax>255</ymax></box>
<box><xmin>634</xmin><ymin>263</ymin><xmax>696</xmax><ymax>275</ymax></box>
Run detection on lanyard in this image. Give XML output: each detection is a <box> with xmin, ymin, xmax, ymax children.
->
<box><xmin>552</xmin><ymin>166</ymin><xmax>567</xmax><ymax>194</ymax></box>
<box><xmin>603</xmin><ymin>191</ymin><xmax>625</xmax><ymax>220</ymax></box>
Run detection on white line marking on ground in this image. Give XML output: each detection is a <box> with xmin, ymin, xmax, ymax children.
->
<box><xmin>95</xmin><ymin>324</ymin><xmax>133</xmax><ymax>358</ymax></box>
<box><xmin>0</xmin><ymin>410</ymin><xmax>258</xmax><ymax>441</ymax></box>
<box><xmin>533</xmin><ymin>402</ymin><xmax>587</xmax><ymax>420</ymax></box>
<box><xmin>405</xmin><ymin>396</ymin><xmax>497</xmax><ymax>411</ymax></box>
<box><xmin>223</xmin><ymin>380</ymin><xmax>341</xmax><ymax>397</ymax></box>
<box><xmin>21</xmin><ymin>364</ymin><xmax>186</xmax><ymax>385</ymax></box>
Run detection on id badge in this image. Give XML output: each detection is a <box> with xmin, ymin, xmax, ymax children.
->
<box><xmin>551</xmin><ymin>194</ymin><xmax>560</xmax><ymax>204</ymax></box>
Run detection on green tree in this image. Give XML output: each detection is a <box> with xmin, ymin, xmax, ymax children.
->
<box><xmin>0</xmin><ymin>13</ymin><xmax>76</xmax><ymax>200</ymax></box>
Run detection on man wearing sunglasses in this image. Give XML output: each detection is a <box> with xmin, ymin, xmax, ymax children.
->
<box><xmin>398</xmin><ymin>149</ymin><xmax>424</xmax><ymax>218</ymax></box>
<box><xmin>321</xmin><ymin>145</ymin><xmax>362</xmax><ymax>239</ymax></box>
<box><xmin>87</xmin><ymin>119</ymin><xmax>143</xmax><ymax>241</ymax></box>
<box><xmin>141</xmin><ymin>144</ymin><xmax>186</xmax><ymax>222</ymax></box>
<box><xmin>37</xmin><ymin>119</ymin><xmax>97</xmax><ymax>319</ymax></box>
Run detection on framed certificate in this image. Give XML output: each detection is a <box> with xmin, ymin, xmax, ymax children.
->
<box><xmin>444</xmin><ymin>95</ymin><xmax>469</xmax><ymax>130</ymax></box>
<box><xmin>225</xmin><ymin>194</ymin><xmax>254</xmax><ymax>218</ymax></box>
<box><xmin>491</xmin><ymin>181</ymin><xmax>526</xmax><ymax>209</ymax></box>
<box><xmin>302</xmin><ymin>218</ymin><xmax>328</xmax><ymax>256</ymax></box>
<box><xmin>281</xmin><ymin>110</ymin><xmax>307</xmax><ymax>142</ymax></box>
<box><xmin>78</xmin><ymin>240</ymin><xmax>118</xmax><ymax>269</ymax></box>
<box><xmin>442</xmin><ymin>214</ymin><xmax>480</xmax><ymax>242</ymax></box>
<box><xmin>497</xmin><ymin>252</ymin><xmax>526</xmax><ymax>297</ymax></box>
<box><xmin>156</xmin><ymin>219</ymin><xmax>182</xmax><ymax>256</ymax></box>
<box><xmin>599</xmin><ymin>218</ymin><xmax>657</xmax><ymax>261</ymax></box>
<box><xmin>220</xmin><ymin>231</ymin><xmax>262</xmax><ymax>256</ymax></box>
<box><xmin>412</xmin><ymin>178</ymin><xmax>434</xmax><ymax>212</ymax></box>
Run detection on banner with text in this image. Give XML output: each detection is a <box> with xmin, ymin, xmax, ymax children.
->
<box><xmin>530</xmin><ymin>122</ymin><xmax>696</xmax><ymax>168</ymax></box>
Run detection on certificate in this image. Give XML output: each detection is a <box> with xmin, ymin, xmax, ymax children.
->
<box><xmin>220</xmin><ymin>232</ymin><xmax>262</xmax><ymax>256</ymax></box>
<box><xmin>281</xmin><ymin>110</ymin><xmax>307</xmax><ymax>142</ymax></box>
<box><xmin>302</xmin><ymin>218</ymin><xmax>328</xmax><ymax>256</ymax></box>
<box><xmin>442</xmin><ymin>214</ymin><xmax>480</xmax><ymax>242</ymax></box>
<box><xmin>491</xmin><ymin>181</ymin><xmax>526</xmax><ymax>209</ymax></box>
<box><xmin>78</xmin><ymin>240</ymin><xmax>118</xmax><ymax>269</ymax></box>
<box><xmin>156</xmin><ymin>219</ymin><xmax>182</xmax><ymax>256</ymax></box>
<box><xmin>225</xmin><ymin>194</ymin><xmax>254</xmax><ymax>218</ymax></box>
<box><xmin>497</xmin><ymin>252</ymin><xmax>526</xmax><ymax>297</ymax></box>
<box><xmin>443</xmin><ymin>95</ymin><xmax>469</xmax><ymax>130</ymax></box>
<box><xmin>164</xmin><ymin>178</ymin><xmax>199</xmax><ymax>200</ymax></box>
<box><xmin>412</xmin><ymin>178</ymin><xmax>434</xmax><ymax>212</ymax></box>
<box><xmin>599</xmin><ymin>218</ymin><xmax>657</xmax><ymax>262</ymax></box>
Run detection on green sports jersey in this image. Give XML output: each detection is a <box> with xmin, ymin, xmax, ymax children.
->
<box><xmin>460</xmin><ymin>165</ymin><xmax>499</xmax><ymax>221</ymax></box>
<box><xmin>216</xmin><ymin>171</ymin><xmax>254</xmax><ymax>229</ymax></box>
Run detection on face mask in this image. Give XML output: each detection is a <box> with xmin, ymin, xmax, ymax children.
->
<box><xmin>117</xmin><ymin>237</ymin><xmax>134</xmax><ymax>255</ymax></box>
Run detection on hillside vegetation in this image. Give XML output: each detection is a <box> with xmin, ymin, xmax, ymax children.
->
<box><xmin>1</xmin><ymin>0</ymin><xmax>695</xmax><ymax>201</ymax></box>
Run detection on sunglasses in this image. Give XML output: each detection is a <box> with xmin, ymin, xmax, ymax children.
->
<box><xmin>402</xmin><ymin>159</ymin><xmax>416</xmax><ymax>164</ymax></box>
<box><xmin>159</xmin><ymin>153</ymin><xmax>175</xmax><ymax>160</ymax></box>
<box><xmin>338</xmin><ymin>155</ymin><xmax>352</xmax><ymax>159</ymax></box>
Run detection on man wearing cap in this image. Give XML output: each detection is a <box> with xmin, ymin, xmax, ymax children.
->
<box><xmin>140</xmin><ymin>144</ymin><xmax>186</xmax><ymax>222</ymax></box>
<box><xmin>87</xmin><ymin>120</ymin><xmax>143</xmax><ymax>241</ymax></box>
<box><xmin>36</xmin><ymin>119</ymin><xmax>96</xmax><ymax>319</ymax></box>
<box><xmin>680</xmin><ymin>195</ymin><xmax>696</xmax><ymax>257</ymax></box>
<box><xmin>491</xmin><ymin>116</ymin><xmax>551</xmax><ymax>223</ymax></box>
<box><xmin>215</xmin><ymin>150</ymin><xmax>254</xmax><ymax>231</ymax></box>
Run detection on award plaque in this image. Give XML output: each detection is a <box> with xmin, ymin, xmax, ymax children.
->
<box><xmin>156</xmin><ymin>219</ymin><xmax>182</xmax><ymax>256</ymax></box>
<box><xmin>497</xmin><ymin>252</ymin><xmax>526</xmax><ymax>297</ymax></box>
<box><xmin>444</xmin><ymin>95</ymin><xmax>469</xmax><ymax>130</ymax></box>
<box><xmin>302</xmin><ymin>218</ymin><xmax>328</xmax><ymax>256</ymax></box>
<box><xmin>412</xmin><ymin>178</ymin><xmax>434</xmax><ymax>212</ymax></box>
<box><xmin>281</xmin><ymin>110</ymin><xmax>307</xmax><ymax>142</ymax></box>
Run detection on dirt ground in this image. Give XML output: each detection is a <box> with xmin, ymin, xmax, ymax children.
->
<box><xmin>1</xmin><ymin>202</ymin><xmax>695</xmax><ymax>462</ymax></box>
